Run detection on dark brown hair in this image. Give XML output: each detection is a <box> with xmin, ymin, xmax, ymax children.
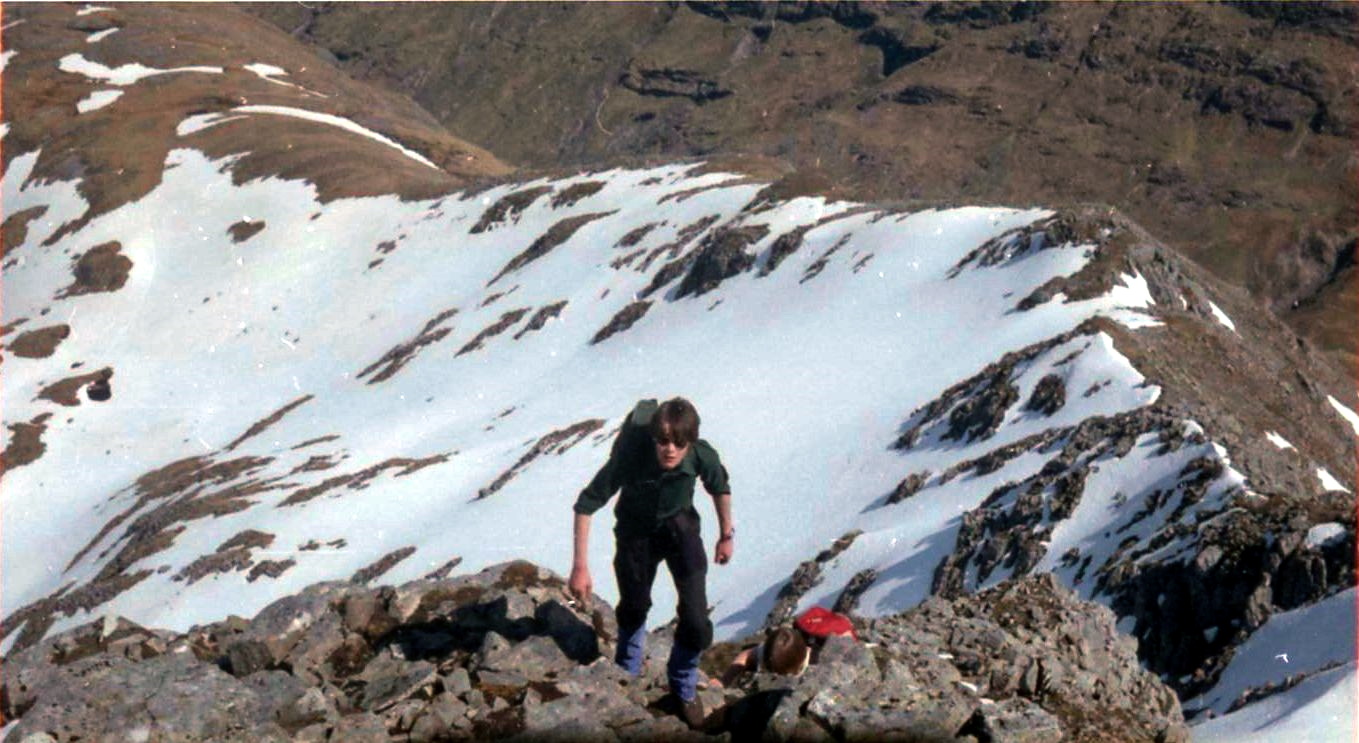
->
<box><xmin>762</xmin><ymin>626</ymin><xmax>809</xmax><ymax>675</ymax></box>
<box><xmin>649</xmin><ymin>397</ymin><xmax>700</xmax><ymax>446</ymax></box>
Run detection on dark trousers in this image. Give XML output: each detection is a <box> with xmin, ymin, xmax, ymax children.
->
<box><xmin>614</xmin><ymin>509</ymin><xmax>713</xmax><ymax>651</ymax></box>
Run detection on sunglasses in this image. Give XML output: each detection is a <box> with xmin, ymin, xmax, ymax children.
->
<box><xmin>654</xmin><ymin>435</ymin><xmax>691</xmax><ymax>449</ymax></box>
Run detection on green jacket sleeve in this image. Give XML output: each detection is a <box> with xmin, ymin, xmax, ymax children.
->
<box><xmin>694</xmin><ymin>439</ymin><xmax>730</xmax><ymax>495</ymax></box>
<box><xmin>574</xmin><ymin>425</ymin><xmax>627</xmax><ymax>515</ymax></box>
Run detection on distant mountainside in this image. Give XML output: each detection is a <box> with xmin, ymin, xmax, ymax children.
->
<box><xmin>244</xmin><ymin>1</ymin><xmax>1359</xmax><ymax>374</ymax></box>
<box><xmin>1</xmin><ymin>3</ymin><xmax>1355</xmax><ymax>741</ymax></box>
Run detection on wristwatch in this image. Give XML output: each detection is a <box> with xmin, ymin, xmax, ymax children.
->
<box><xmin>719</xmin><ymin>528</ymin><xmax>735</xmax><ymax>541</ymax></box>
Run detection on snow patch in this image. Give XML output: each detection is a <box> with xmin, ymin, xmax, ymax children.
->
<box><xmin>86</xmin><ymin>27</ymin><xmax>120</xmax><ymax>44</ymax></box>
<box><xmin>180</xmin><ymin>106</ymin><xmax>438</xmax><ymax>170</ymax></box>
<box><xmin>1326</xmin><ymin>396</ymin><xmax>1359</xmax><ymax>437</ymax></box>
<box><xmin>1207</xmin><ymin>301</ymin><xmax>1236</xmax><ymax>332</ymax></box>
<box><xmin>77</xmin><ymin>5</ymin><xmax>115</xmax><ymax>15</ymax></box>
<box><xmin>176</xmin><ymin>113</ymin><xmax>248</xmax><ymax>137</ymax></box>
<box><xmin>1</xmin><ymin>50</ymin><xmax>15</xmax><ymax>73</ymax></box>
<box><xmin>243</xmin><ymin>63</ymin><xmax>329</xmax><ymax>98</ymax></box>
<box><xmin>1104</xmin><ymin>271</ymin><xmax>1163</xmax><ymax>329</ymax></box>
<box><xmin>244</xmin><ymin>62</ymin><xmax>288</xmax><ymax>78</ymax></box>
<box><xmin>1264</xmin><ymin>432</ymin><xmax>1294</xmax><ymax>450</ymax></box>
<box><xmin>1316</xmin><ymin>468</ymin><xmax>1348</xmax><ymax>493</ymax></box>
<box><xmin>1193</xmin><ymin>663</ymin><xmax>1356</xmax><ymax>743</ymax></box>
<box><xmin>76</xmin><ymin>89</ymin><xmax>123</xmax><ymax>114</ymax></box>
<box><xmin>58</xmin><ymin>53</ymin><xmax>223</xmax><ymax>85</ymax></box>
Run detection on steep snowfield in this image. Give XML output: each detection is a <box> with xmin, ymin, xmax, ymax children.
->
<box><xmin>2</xmin><ymin>143</ymin><xmax>1163</xmax><ymax>640</ymax></box>
<box><xmin>1191</xmin><ymin>588</ymin><xmax>1357</xmax><ymax>741</ymax></box>
<box><xmin>1</xmin><ymin>34</ymin><xmax>1352</xmax><ymax>737</ymax></box>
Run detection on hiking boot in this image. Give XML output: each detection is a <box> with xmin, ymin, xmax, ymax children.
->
<box><xmin>679</xmin><ymin>696</ymin><xmax>706</xmax><ymax>731</ymax></box>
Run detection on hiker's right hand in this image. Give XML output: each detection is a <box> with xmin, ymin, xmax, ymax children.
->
<box><xmin>568</xmin><ymin>565</ymin><xmax>592</xmax><ymax>609</ymax></box>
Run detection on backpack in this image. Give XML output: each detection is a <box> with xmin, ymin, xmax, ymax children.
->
<box><xmin>795</xmin><ymin>606</ymin><xmax>858</xmax><ymax>641</ymax></box>
<box><xmin>616</xmin><ymin>398</ymin><xmax>659</xmax><ymax>459</ymax></box>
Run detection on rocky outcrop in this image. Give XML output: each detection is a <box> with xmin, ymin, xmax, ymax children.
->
<box><xmin>620</xmin><ymin>65</ymin><xmax>732</xmax><ymax>104</ymax></box>
<box><xmin>1</xmin><ymin>564</ymin><xmax>1186</xmax><ymax>742</ymax></box>
<box><xmin>674</xmin><ymin>224</ymin><xmax>770</xmax><ymax>299</ymax></box>
<box><xmin>763</xmin><ymin>531</ymin><xmax>864</xmax><ymax>630</ymax></box>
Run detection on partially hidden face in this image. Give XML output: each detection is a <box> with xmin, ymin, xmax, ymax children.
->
<box><xmin>653</xmin><ymin>423</ymin><xmax>690</xmax><ymax>471</ymax></box>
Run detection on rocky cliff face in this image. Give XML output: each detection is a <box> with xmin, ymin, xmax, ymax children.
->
<box><xmin>246</xmin><ymin>1</ymin><xmax>1358</xmax><ymax>372</ymax></box>
<box><xmin>1</xmin><ymin>561</ymin><xmax>1187</xmax><ymax>742</ymax></box>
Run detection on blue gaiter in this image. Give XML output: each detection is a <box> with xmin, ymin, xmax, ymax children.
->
<box><xmin>615</xmin><ymin>623</ymin><xmax>646</xmax><ymax>675</ymax></box>
<box><xmin>667</xmin><ymin>641</ymin><xmax>701</xmax><ymax>702</ymax></box>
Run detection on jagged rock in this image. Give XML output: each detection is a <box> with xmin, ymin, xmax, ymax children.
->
<box><xmin>620</xmin><ymin>65</ymin><xmax>732</xmax><ymax>104</ymax></box>
<box><xmin>282</xmin><ymin>610</ymin><xmax>348</xmax><ymax>684</ymax></box>
<box><xmin>674</xmin><ymin>225</ymin><xmax>770</xmax><ymax>298</ymax></box>
<box><xmin>6</xmin><ymin>651</ymin><xmax>279</xmax><ymax>742</ymax></box>
<box><xmin>277</xmin><ymin>686</ymin><xmax>339</xmax><ymax>730</ymax></box>
<box><xmin>833</xmin><ymin>569</ymin><xmax>878</xmax><ymax>614</ymax></box>
<box><xmin>442</xmin><ymin>666</ymin><xmax>473</xmax><ymax>695</ymax></box>
<box><xmin>1025</xmin><ymin>374</ymin><xmax>1066</xmax><ymax>415</ymax></box>
<box><xmin>357</xmin><ymin>655</ymin><xmax>438</xmax><ymax>712</ymax></box>
<box><xmin>2</xmin><ymin>563</ymin><xmax>1186</xmax><ymax>742</ymax></box>
<box><xmin>964</xmin><ymin>698</ymin><xmax>1064</xmax><ymax>743</ymax></box>
<box><xmin>480</xmin><ymin>633</ymin><xmax>576</xmax><ymax>680</ymax></box>
<box><xmin>886</xmin><ymin>471</ymin><xmax>930</xmax><ymax>505</ymax></box>
<box><xmin>536</xmin><ymin>598</ymin><xmax>602</xmax><ymax>662</ymax></box>
<box><xmin>329</xmin><ymin>712</ymin><xmax>390</xmax><ymax>742</ymax></box>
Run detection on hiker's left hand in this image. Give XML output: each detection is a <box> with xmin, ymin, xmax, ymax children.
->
<box><xmin>714</xmin><ymin>536</ymin><xmax>733</xmax><ymax>565</ymax></box>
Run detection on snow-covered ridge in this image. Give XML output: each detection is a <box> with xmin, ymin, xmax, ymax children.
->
<box><xmin>3</xmin><ymin>143</ymin><xmax>1157</xmax><ymax>643</ymax></box>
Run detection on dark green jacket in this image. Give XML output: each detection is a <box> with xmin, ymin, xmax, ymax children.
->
<box><xmin>573</xmin><ymin>401</ymin><xmax>730</xmax><ymax>536</ymax></box>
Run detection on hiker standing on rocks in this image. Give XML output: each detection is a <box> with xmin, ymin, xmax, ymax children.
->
<box><xmin>569</xmin><ymin>397</ymin><xmax>733</xmax><ymax>727</ymax></box>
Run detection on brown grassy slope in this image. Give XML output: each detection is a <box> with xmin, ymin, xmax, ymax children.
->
<box><xmin>1</xmin><ymin>2</ymin><xmax>510</xmax><ymax>236</ymax></box>
<box><xmin>245</xmin><ymin>1</ymin><xmax>1357</xmax><ymax>373</ymax></box>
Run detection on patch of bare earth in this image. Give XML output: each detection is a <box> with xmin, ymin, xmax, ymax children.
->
<box><xmin>289</xmin><ymin>454</ymin><xmax>342</xmax><ymax>475</ymax></box>
<box><xmin>423</xmin><ymin>556</ymin><xmax>464</xmax><ymax>581</ymax></box>
<box><xmin>278</xmin><ymin>453</ymin><xmax>451</xmax><ymax>507</ymax></box>
<box><xmin>470</xmin><ymin>186</ymin><xmax>553</xmax><ymax>233</ymax></box>
<box><xmin>590</xmin><ymin>301</ymin><xmax>652</xmax><ymax>345</ymax></box>
<box><xmin>513</xmin><ymin>301</ymin><xmax>567</xmax><ymax>340</ymax></box>
<box><xmin>351</xmin><ymin>546</ymin><xmax>417</xmax><ymax>585</ymax></box>
<box><xmin>357</xmin><ymin>307</ymin><xmax>458</xmax><ymax>384</ymax></box>
<box><xmin>6</xmin><ymin>324</ymin><xmax>70</xmax><ymax>358</ymax></box>
<box><xmin>615</xmin><ymin>222</ymin><xmax>661</xmax><ymax>249</ymax></box>
<box><xmin>549</xmin><ymin>180</ymin><xmax>605</xmax><ymax>208</ymax></box>
<box><xmin>225</xmin><ymin>394</ymin><xmax>314</xmax><ymax>451</ymax></box>
<box><xmin>37</xmin><ymin>367</ymin><xmax>112</xmax><ymax>406</ymax></box>
<box><xmin>457</xmin><ymin>308</ymin><xmax>530</xmax><ymax>356</ymax></box>
<box><xmin>247</xmin><ymin>560</ymin><xmax>296</xmax><ymax>582</ymax></box>
<box><xmin>55</xmin><ymin>242</ymin><xmax>132</xmax><ymax>299</ymax></box>
<box><xmin>0</xmin><ymin>413</ymin><xmax>54</xmax><ymax>479</ymax></box>
<box><xmin>173</xmin><ymin>529</ymin><xmax>278</xmax><ymax>584</ymax></box>
<box><xmin>478</xmin><ymin>419</ymin><xmax>605</xmax><ymax>498</ymax></box>
<box><xmin>488</xmin><ymin>211</ymin><xmax>617</xmax><ymax>286</ymax></box>
<box><xmin>1</xmin><ymin>205</ymin><xmax>48</xmax><ymax>260</ymax></box>
<box><xmin>227</xmin><ymin>219</ymin><xmax>266</xmax><ymax>243</ymax></box>
<box><xmin>292</xmin><ymin>434</ymin><xmax>341</xmax><ymax>450</ymax></box>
